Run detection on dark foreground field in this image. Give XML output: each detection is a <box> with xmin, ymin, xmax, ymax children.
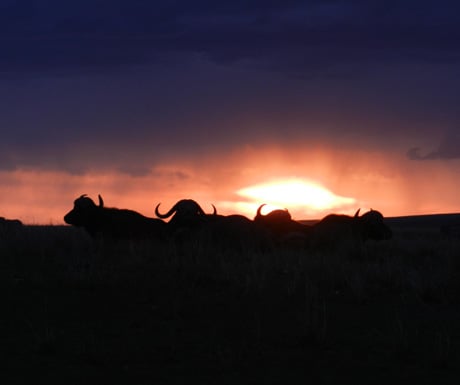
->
<box><xmin>2</xmin><ymin>216</ymin><xmax>460</xmax><ymax>384</ymax></box>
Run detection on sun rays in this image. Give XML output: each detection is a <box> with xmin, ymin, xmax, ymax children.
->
<box><xmin>236</xmin><ymin>178</ymin><xmax>356</xmax><ymax>216</ymax></box>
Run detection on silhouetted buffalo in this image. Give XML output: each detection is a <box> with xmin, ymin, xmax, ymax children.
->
<box><xmin>254</xmin><ymin>204</ymin><xmax>311</xmax><ymax>246</ymax></box>
<box><xmin>312</xmin><ymin>209</ymin><xmax>392</xmax><ymax>244</ymax></box>
<box><xmin>64</xmin><ymin>194</ymin><xmax>166</xmax><ymax>239</ymax></box>
<box><xmin>204</xmin><ymin>213</ymin><xmax>274</xmax><ymax>252</ymax></box>
<box><xmin>155</xmin><ymin>199</ymin><xmax>217</xmax><ymax>232</ymax></box>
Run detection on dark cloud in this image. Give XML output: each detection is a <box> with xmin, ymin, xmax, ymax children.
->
<box><xmin>408</xmin><ymin>131</ymin><xmax>460</xmax><ymax>160</ymax></box>
<box><xmin>1</xmin><ymin>56</ymin><xmax>458</xmax><ymax>175</ymax></box>
<box><xmin>1</xmin><ymin>1</ymin><xmax>460</xmax><ymax>76</ymax></box>
<box><xmin>1</xmin><ymin>0</ymin><xmax>460</xmax><ymax>176</ymax></box>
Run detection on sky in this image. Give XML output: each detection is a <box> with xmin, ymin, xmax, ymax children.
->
<box><xmin>1</xmin><ymin>0</ymin><xmax>460</xmax><ymax>224</ymax></box>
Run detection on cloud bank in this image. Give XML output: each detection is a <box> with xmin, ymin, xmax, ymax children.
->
<box><xmin>408</xmin><ymin>131</ymin><xmax>460</xmax><ymax>160</ymax></box>
<box><xmin>1</xmin><ymin>1</ymin><xmax>460</xmax><ymax>76</ymax></box>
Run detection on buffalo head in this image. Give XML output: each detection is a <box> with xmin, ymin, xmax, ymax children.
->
<box><xmin>356</xmin><ymin>209</ymin><xmax>393</xmax><ymax>240</ymax></box>
<box><xmin>155</xmin><ymin>199</ymin><xmax>216</xmax><ymax>219</ymax></box>
<box><xmin>64</xmin><ymin>194</ymin><xmax>103</xmax><ymax>227</ymax></box>
<box><xmin>155</xmin><ymin>199</ymin><xmax>217</xmax><ymax>229</ymax></box>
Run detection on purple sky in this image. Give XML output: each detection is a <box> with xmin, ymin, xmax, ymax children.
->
<box><xmin>1</xmin><ymin>1</ymin><xmax>460</xmax><ymax>223</ymax></box>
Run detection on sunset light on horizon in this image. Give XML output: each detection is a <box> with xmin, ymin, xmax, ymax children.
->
<box><xmin>1</xmin><ymin>144</ymin><xmax>459</xmax><ymax>225</ymax></box>
<box><xmin>1</xmin><ymin>1</ymin><xmax>460</xmax><ymax>224</ymax></box>
<box><xmin>237</xmin><ymin>178</ymin><xmax>356</xmax><ymax>215</ymax></box>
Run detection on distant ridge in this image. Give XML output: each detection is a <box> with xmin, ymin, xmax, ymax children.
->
<box><xmin>385</xmin><ymin>213</ymin><xmax>460</xmax><ymax>227</ymax></box>
<box><xmin>301</xmin><ymin>213</ymin><xmax>460</xmax><ymax>227</ymax></box>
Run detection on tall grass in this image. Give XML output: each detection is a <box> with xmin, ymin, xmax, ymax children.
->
<box><xmin>3</xmin><ymin>224</ymin><xmax>460</xmax><ymax>314</ymax></box>
<box><xmin>2</xmin><ymin>224</ymin><xmax>460</xmax><ymax>383</ymax></box>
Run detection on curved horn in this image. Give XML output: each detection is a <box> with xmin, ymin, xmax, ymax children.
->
<box><xmin>354</xmin><ymin>208</ymin><xmax>361</xmax><ymax>218</ymax></box>
<box><xmin>98</xmin><ymin>194</ymin><xmax>104</xmax><ymax>207</ymax></box>
<box><xmin>211</xmin><ymin>204</ymin><xmax>217</xmax><ymax>215</ymax></box>
<box><xmin>255</xmin><ymin>204</ymin><xmax>267</xmax><ymax>218</ymax></box>
<box><xmin>155</xmin><ymin>202</ymin><xmax>178</xmax><ymax>219</ymax></box>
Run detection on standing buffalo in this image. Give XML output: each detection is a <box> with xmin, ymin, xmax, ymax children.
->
<box><xmin>254</xmin><ymin>204</ymin><xmax>311</xmax><ymax>246</ymax></box>
<box><xmin>64</xmin><ymin>194</ymin><xmax>166</xmax><ymax>239</ymax></box>
<box><xmin>312</xmin><ymin>208</ymin><xmax>392</xmax><ymax>245</ymax></box>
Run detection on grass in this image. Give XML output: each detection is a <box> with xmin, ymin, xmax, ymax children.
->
<box><xmin>1</xmin><ymin>223</ymin><xmax>460</xmax><ymax>384</ymax></box>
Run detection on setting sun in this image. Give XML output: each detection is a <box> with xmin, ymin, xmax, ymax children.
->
<box><xmin>236</xmin><ymin>178</ymin><xmax>356</xmax><ymax>215</ymax></box>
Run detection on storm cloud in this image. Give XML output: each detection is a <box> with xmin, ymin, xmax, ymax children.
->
<box><xmin>1</xmin><ymin>1</ymin><xmax>460</xmax><ymax>76</ymax></box>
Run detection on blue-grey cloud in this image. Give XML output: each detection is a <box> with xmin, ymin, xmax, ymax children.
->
<box><xmin>1</xmin><ymin>0</ymin><xmax>460</xmax><ymax>176</ymax></box>
<box><xmin>408</xmin><ymin>130</ymin><xmax>460</xmax><ymax>160</ymax></box>
<box><xmin>1</xmin><ymin>1</ymin><xmax>460</xmax><ymax>76</ymax></box>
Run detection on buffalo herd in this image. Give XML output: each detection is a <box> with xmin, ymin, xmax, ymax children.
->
<box><xmin>64</xmin><ymin>194</ymin><xmax>393</xmax><ymax>251</ymax></box>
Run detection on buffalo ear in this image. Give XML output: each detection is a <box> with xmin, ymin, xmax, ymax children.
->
<box><xmin>98</xmin><ymin>194</ymin><xmax>104</xmax><ymax>207</ymax></box>
<box><xmin>354</xmin><ymin>208</ymin><xmax>361</xmax><ymax>217</ymax></box>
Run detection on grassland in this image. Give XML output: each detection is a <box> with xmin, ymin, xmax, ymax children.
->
<box><xmin>1</xmin><ymin>219</ymin><xmax>460</xmax><ymax>384</ymax></box>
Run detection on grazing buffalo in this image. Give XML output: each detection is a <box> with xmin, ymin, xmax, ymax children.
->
<box><xmin>254</xmin><ymin>204</ymin><xmax>311</xmax><ymax>246</ymax></box>
<box><xmin>64</xmin><ymin>194</ymin><xmax>167</xmax><ymax>239</ymax></box>
<box><xmin>155</xmin><ymin>199</ymin><xmax>217</xmax><ymax>232</ymax></box>
<box><xmin>312</xmin><ymin>208</ymin><xmax>392</xmax><ymax>245</ymax></box>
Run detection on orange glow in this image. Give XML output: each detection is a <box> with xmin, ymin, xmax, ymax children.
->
<box><xmin>237</xmin><ymin>178</ymin><xmax>356</xmax><ymax>215</ymax></box>
<box><xmin>1</xmin><ymin>145</ymin><xmax>459</xmax><ymax>225</ymax></box>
